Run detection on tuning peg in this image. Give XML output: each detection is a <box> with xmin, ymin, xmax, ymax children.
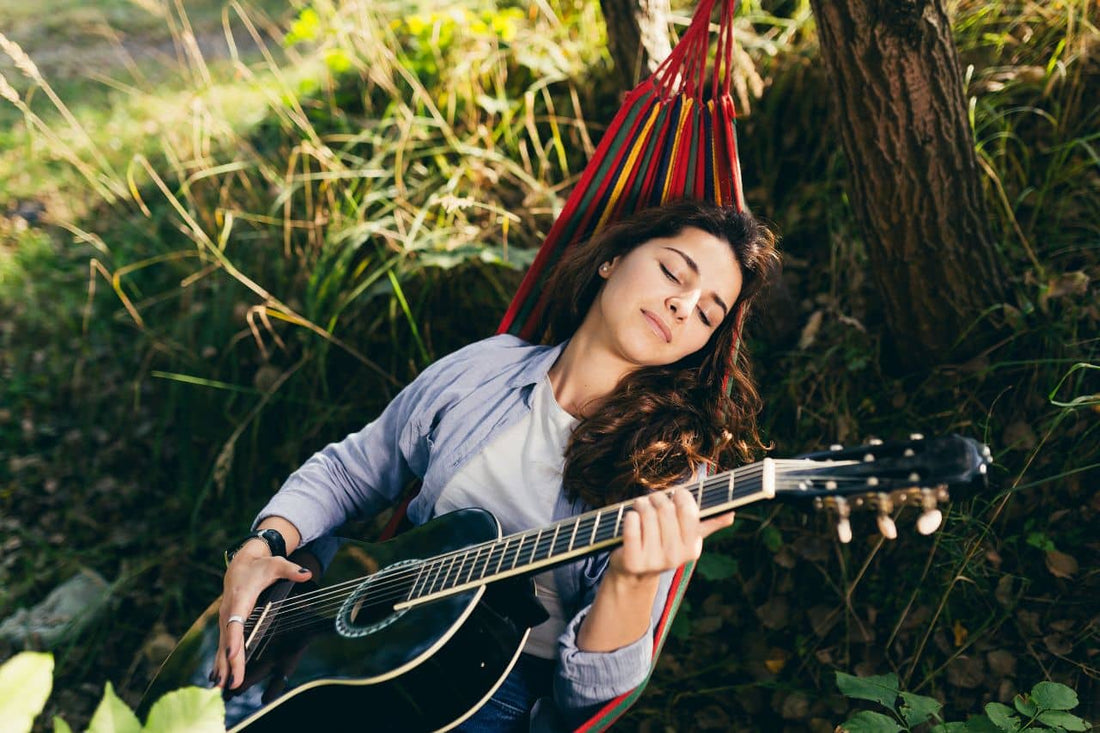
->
<box><xmin>837</xmin><ymin>517</ymin><xmax>853</xmax><ymax>544</ymax></box>
<box><xmin>835</xmin><ymin>497</ymin><xmax>852</xmax><ymax>544</ymax></box>
<box><xmin>876</xmin><ymin>513</ymin><xmax>898</xmax><ymax>539</ymax></box>
<box><xmin>917</xmin><ymin>488</ymin><xmax>944</xmax><ymax>535</ymax></box>
<box><xmin>917</xmin><ymin>509</ymin><xmax>943</xmax><ymax>535</ymax></box>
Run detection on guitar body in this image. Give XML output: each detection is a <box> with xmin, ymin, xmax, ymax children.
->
<box><xmin>141</xmin><ymin>509</ymin><xmax>535</xmax><ymax>732</ymax></box>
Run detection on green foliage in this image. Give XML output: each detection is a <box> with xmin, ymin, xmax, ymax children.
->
<box><xmin>835</xmin><ymin>672</ymin><xmax>1091</xmax><ymax>733</ymax></box>
<box><xmin>695</xmin><ymin>551</ymin><xmax>740</xmax><ymax>581</ymax></box>
<box><xmin>0</xmin><ymin>651</ymin><xmax>225</xmax><ymax>733</ymax></box>
<box><xmin>1</xmin><ymin>0</ymin><xmax>1097</xmax><ymax>730</ymax></box>
<box><xmin>0</xmin><ymin>652</ymin><xmax>54</xmax><ymax>733</ymax></box>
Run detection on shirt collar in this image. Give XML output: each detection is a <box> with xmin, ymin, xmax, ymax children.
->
<box><xmin>505</xmin><ymin>339</ymin><xmax>567</xmax><ymax>388</ymax></box>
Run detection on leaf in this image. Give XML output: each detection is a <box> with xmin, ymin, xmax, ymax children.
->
<box><xmin>835</xmin><ymin>671</ymin><xmax>900</xmax><ymax>708</ymax></box>
<box><xmin>838</xmin><ymin>710</ymin><xmax>903</xmax><ymax>733</ymax></box>
<box><xmin>899</xmin><ymin>691</ymin><xmax>942</xmax><ymax>727</ymax></box>
<box><xmin>86</xmin><ymin>682</ymin><xmax>141</xmax><ymax>733</ymax></box>
<box><xmin>0</xmin><ymin>651</ymin><xmax>54</xmax><ymax>733</ymax></box>
<box><xmin>143</xmin><ymin>686</ymin><xmax>225</xmax><ymax>733</ymax></box>
<box><xmin>695</xmin><ymin>551</ymin><xmax>739</xmax><ymax>581</ymax></box>
<box><xmin>1030</xmin><ymin>681</ymin><xmax>1079</xmax><ymax>711</ymax></box>
<box><xmin>964</xmin><ymin>717</ymin><xmax>1005</xmax><ymax>733</ymax></box>
<box><xmin>53</xmin><ymin>718</ymin><xmax>73</xmax><ymax>733</ymax></box>
<box><xmin>930</xmin><ymin>724</ymin><xmax>970</xmax><ymax>733</ymax></box>
<box><xmin>761</xmin><ymin>525</ymin><xmax>783</xmax><ymax>552</ymax></box>
<box><xmin>1013</xmin><ymin>694</ymin><xmax>1039</xmax><ymax>717</ymax></box>
<box><xmin>1044</xmin><ymin>550</ymin><xmax>1079</xmax><ymax>579</ymax></box>
<box><xmin>1035</xmin><ymin>710</ymin><xmax>1090</xmax><ymax>731</ymax></box>
<box><xmin>983</xmin><ymin>702</ymin><xmax>1021</xmax><ymax>732</ymax></box>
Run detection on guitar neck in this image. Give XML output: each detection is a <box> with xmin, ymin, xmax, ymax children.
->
<box><xmin>394</xmin><ymin>459</ymin><xmax>780</xmax><ymax>610</ymax></box>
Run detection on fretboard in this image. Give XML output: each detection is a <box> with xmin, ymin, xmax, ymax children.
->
<box><xmin>395</xmin><ymin>458</ymin><xmax>780</xmax><ymax>610</ymax></box>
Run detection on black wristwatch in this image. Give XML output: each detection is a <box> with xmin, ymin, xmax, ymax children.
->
<box><xmin>224</xmin><ymin>528</ymin><xmax>287</xmax><ymax>566</ymax></box>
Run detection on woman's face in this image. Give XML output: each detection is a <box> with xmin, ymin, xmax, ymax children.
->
<box><xmin>591</xmin><ymin>226</ymin><xmax>743</xmax><ymax>370</ymax></box>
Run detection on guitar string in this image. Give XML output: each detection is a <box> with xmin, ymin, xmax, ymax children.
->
<box><xmin>243</xmin><ymin>461</ymin><xmax>779</xmax><ymax>622</ymax></box>
<box><xmin>252</xmin><ymin>471</ymin><xmax>800</xmax><ymax>641</ymax></box>
<box><xmin>247</xmin><ymin>471</ymin><xmax>890</xmax><ymax>641</ymax></box>
<box><xmin>243</xmin><ymin>468</ymin><xmax>882</xmax><ymax>639</ymax></box>
<box><xmin>250</xmin><ymin>474</ymin><xmax>895</xmax><ymax>644</ymax></box>
<box><xmin>249</xmin><ymin>473</ymin><xmax>889</xmax><ymax>644</ymax></box>
<box><xmin>240</xmin><ymin>462</ymin><xmax>780</xmax><ymax>634</ymax></box>
<box><xmin>243</xmin><ymin>462</ymin><xmax>869</xmax><ymax>631</ymax></box>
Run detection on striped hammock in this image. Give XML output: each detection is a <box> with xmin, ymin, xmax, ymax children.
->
<box><xmin>497</xmin><ymin>0</ymin><xmax>747</xmax><ymax>729</ymax></box>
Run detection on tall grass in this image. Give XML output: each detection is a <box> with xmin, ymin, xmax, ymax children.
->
<box><xmin>1</xmin><ymin>0</ymin><xmax>1096</xmax><ymax>729</ymax></box>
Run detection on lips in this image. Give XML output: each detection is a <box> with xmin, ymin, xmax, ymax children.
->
<box><xmin>642</xmin><ymin>310</ymin><xmax>671</xmax><ymax>343</ymax></box>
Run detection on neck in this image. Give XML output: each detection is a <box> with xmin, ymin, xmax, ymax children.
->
<box><xmin>549</xmin><ymin>321</ymin><xmax>636</xmax><ymax>418</ymax></box>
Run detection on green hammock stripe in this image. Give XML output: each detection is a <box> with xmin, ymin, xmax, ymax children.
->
<box><xmin>576</xmin><ymin>561</ymin><xmax>698</xmax><ymax>732</ymax></box>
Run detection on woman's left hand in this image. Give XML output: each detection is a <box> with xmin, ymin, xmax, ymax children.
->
<box><xmin>609</xmin><ymin>487</ymin><xmax>734</xmax><ymax>580</ymax></box>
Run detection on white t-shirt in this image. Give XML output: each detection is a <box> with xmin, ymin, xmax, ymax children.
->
<box><xmin>434</xmin><ymin>375</ymin><xmax>578</xmax><ymax>658</ymax></box>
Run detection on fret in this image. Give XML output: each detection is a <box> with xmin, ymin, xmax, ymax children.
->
<box><xmin>573</xmin><ymin>514</ymin><xmax>597</xmax><ymax>551</ymax></box>
<box><xmin>589</xmin><ymin>513</ymin><xmax>601</xmax><ymax>545</ymax></box>
<box><xmin>451</xmin><ymin>550</ymin><xmax>470</xmax><ymax>585</ymax></box>
<box><xmin>437</xmin><ymin>555</ymin><xmax>458</xmax><ymax>592</ymax></box>
<box><xmin>697</xmin><ymin>472</ymin><xmax>706</xmax><ymax>506</ymax></box>
<box><xmin>614</xmin><ymin>504</ymin><xmax>625</xmax><ymax>538</ymax></box>
<box><xmin>511</xmin><ymin>535</ymin><xmax>526</xmax><ymax>569</ymax></box>
<box><xmin>727</xmin><ymin>470</ymin><xmax>735</xmax><ymax>504</ymax></box>
<box><xmin>548</xmin><ymin>524</ymin><xmax>561</xmax><ymax>562</ymax></box>
<box><xmin>463</xmin><ymin>546</ymin><xmax>482</xmax><ymax>583</ymax></box>
<box><xmin>532</xmin><ymin>528</ymin><xmax>550</xmax><ymax>564</ymax></box>
<box><xmin>521</xmin><ymin>528</ymin><xmax>534</xmax><ymax>561</ymax></box>
<box><xmin>409</xmin><ymin>561</ymin><xmax>427</xmax><ymax>600</ymax></box>
<box><xmin>425</xmin><ymin>558</ymin><xmax>446</xmax><ymax>596</ymax></box>
<box><xmin>491</xmin><ymin>539</ymin><xmax>507</xmax><ymax>575</ymax></box>
<box><xmin>567</xmin><ymin>516</ymin><xmax>580</xmax><ymax>552</ymax></box>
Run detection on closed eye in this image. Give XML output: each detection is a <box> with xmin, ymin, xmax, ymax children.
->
<box><xmin>660</xmin><ymin>263</ymin><xmax>679</xmax><ymax>283</ymax></box>
<box><xmin>698</xmin><ymin>309</ymin><xmax>712</xmax><ymax>327</ymax></box>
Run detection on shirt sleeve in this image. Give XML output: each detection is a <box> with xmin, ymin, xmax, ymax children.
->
<box><xmin>253</xmin><ymin>339</ymin><xmax>493</xmax><ymax>544</ymax></box>
<box><xmin>550</xmin><ymin>568</ymin><xmax>675</xmax><ymax>727</ymax></box>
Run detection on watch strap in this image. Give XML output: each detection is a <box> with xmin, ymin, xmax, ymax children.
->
<box><xmin>224</xmin><ymin>528</ymin><xmax>287</xmax><ymax>566</ymax></box>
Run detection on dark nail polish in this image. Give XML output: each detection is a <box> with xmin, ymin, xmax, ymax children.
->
<box><xmin>227</xmin><ymin>674</ymin><xmax>235</xmax><ymax>688</ymax></box>
<box><xmin>208</xmin><ymin>669</ymin><xmax>216</xmax><ymax>683</ymax></box>
<box><xmin>298</xmin><ymin>567</ymin><xmax>309</xmax><ymax>574</ymax></box>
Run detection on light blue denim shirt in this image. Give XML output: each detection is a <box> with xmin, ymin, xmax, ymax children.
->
<box><xmin>256</xmin><ymin>333</ymin><xmax>673</xmax><ymax>727</ymax></box>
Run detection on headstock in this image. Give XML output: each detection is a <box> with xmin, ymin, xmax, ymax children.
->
<box><xmin>778</xmin><ymin>434</ymin><xmax>992</xmax><ymax>543</ymax></box>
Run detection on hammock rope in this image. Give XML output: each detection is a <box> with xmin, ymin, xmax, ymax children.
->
<box><xmin>383</xmin><ymin>0</ymin><xmax>747</xmax><ymax>728</ymax></box>
<box><xmin>495</xmin><ymin>1</ymin><xmax>748</xmax><ymax>728</ymax></box>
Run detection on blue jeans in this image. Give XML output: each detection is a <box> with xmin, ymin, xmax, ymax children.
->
<box><xmin>456</xmin><ymin>655</ymin><xmax>554</xmax><ymax>733</ymax></box>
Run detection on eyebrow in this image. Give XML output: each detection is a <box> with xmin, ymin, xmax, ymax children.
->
<box><xmin>664</xmin><ymin>246</ymin><xmax>730</xmax><ymax>317</ymax></box>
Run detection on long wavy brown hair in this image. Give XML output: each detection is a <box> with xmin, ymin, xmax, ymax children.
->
<box><xmin>540</xmin><ymin>199</ymin><xmax>781</xmax><ymax>507</ymax></box>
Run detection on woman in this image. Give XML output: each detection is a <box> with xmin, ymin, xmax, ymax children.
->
<box><xmin>213</xmin><ymin>199</ymin><xmax>780</xmax><ymax>730</ymax></box>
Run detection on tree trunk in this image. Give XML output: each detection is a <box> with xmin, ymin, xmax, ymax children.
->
<box><xmin>807</xmin><ymin>0</ymin><xmax>1006</xmax><ymax>367</ymax></box>
<box><xmin>599</xmin><ymin>0</ymin><xmax>672</xmax><ymax>88</ymax></box>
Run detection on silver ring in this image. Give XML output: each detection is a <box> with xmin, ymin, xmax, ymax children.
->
<box><xmin>226</xmin><ymin>615</ymin><xmax>246</xmax><ymax>628</ymax></box>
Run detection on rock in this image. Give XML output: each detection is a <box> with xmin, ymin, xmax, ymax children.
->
<box><xmin>0</xmin><ymin>569</ymin><xmax>110</xmax><ymax>649</ymax></box>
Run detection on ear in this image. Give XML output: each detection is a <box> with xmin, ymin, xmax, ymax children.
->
<box><xmin>598</xmin><ymin>256</ymin><xmax>620</xmax><ymax>279</ymax></box>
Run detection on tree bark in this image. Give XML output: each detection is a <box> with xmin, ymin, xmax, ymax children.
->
<box><xmin>807</xmin><ymin>0</ymin><xmax>1006</xmax><ymax>367</ymax></box>
<box><xmin>599</xmin><ymin>0</ymin><xmax>672</xmax><ymax>88</ymax></box>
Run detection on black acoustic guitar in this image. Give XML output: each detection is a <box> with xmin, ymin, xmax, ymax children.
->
<box><xmin>139</xmin><ymin>434</ymin><xmax>991</xmax><ymax>732</ymax></box>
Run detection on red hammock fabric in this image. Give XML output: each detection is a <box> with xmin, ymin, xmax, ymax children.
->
<box><xmin>496</xmin><ymin>1</ymin><xmax>748</xmax><ymax>728</ymax></box>
<box><xmin>381</xmin><ymin>1</ymin><xmax>747</xmax><ymax>728</ymax></box>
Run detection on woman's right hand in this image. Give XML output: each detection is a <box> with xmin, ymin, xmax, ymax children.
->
<box><xmin>213</xmin><ymin>540</ymin><xmax>313</xmax><ymax>690</ymax></box>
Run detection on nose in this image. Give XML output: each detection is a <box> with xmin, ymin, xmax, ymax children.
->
<box><xmin>667</xmin><ymin>289</ymin><xmax>702</xmax><ymax>320</ymax></box>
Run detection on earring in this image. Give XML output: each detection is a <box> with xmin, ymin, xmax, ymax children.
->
<box><xmin>599</xmin><ymin>263</ymin><xmax>609</xmax><ymax>274</ymax></box>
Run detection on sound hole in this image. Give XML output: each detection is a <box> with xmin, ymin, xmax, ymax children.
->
<box><xmin>335</xmin><ymin>558</ymin><xmax>420</xmax><ymax>638</ymax></box>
